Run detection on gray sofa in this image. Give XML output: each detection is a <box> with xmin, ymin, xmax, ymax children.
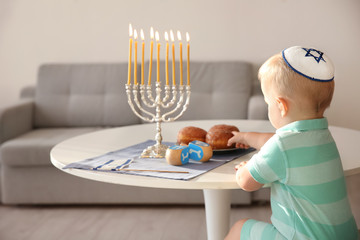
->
<box><xmin>0</xmin><ymin>61</ymin><xmax>268</xmax><ymax>205</ymax></box>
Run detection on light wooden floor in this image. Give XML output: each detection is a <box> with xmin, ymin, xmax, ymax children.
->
<box><xmin>0</xmin><ymin>175</ymin><xmax>359</xmax><ymax>240</ymax></box>
<box><xmin>0</xmin><ymin>203</ymin><xmax>271</xmax><ymax>240</ymax></box>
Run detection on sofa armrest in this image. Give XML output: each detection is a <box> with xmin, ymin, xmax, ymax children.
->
<box><xmin>0</xmin><ymin>100</ymin><xmax>34</xmax><ymax>144</ymax></box>
<box><xmin>20</xmin><ymin>85</ymin><xmax>36</xmax><ymax>99</ymax></box>
<box><xmin>247</xmin><ymin>94</ymin><xmax>268</xmax><ymax>120</ymax></box>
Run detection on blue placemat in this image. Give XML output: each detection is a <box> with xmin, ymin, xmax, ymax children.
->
<box><xmin>63</xmin><ymin>140</ymin><xmax>255</xmax><ymax>180</ymax></box>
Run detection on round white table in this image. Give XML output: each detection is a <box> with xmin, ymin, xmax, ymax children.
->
<box><xmin>50</xmin><ymin>119</ymin><xmax>360</xmax><ymax>240</ymax></box>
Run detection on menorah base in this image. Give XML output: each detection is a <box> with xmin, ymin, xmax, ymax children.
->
<box><xmin>141</xmin><ymin>144</ymin><xmax>169</xmax><ymax>158</ymax></box>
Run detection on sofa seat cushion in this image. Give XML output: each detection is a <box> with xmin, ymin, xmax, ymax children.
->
<box><xmin>0</xmin><ymin>128</ymin><xmax>100</xmax><ymax>167</ymax></box>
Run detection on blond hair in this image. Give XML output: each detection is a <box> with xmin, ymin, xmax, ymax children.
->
<box><xmin>258</xmin><ymin>53</ymin><xmax>334</xmax><ymax>114</ymax></box>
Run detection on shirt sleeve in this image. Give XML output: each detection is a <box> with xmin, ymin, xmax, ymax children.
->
<box><xmin>246</xmin><ymin>135</ymin><xmax>287</xmax><ymax>184</ymax></box>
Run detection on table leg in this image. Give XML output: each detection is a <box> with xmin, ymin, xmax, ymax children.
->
<box><xmin>203</xmin><ymin>189</ymin><xmax>232</xmax><ymax>240</ymax></box>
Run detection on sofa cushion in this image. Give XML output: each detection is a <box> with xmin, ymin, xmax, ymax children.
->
<box><xmin>184</xmin><ymin>61</ymin><xmax>252</xmax><ymax>120</ymax></box>
<box><xmin>143</xmin><ymin>61</ymin><xmax>252</xmax><ymax>121</ymax></box>
<box><xmin>34</xmin><ymin>63</ymin><xmax>141</xmax><ymax>127</ymax></box>
<box><xmin>0</xmin><ymin>128</ymin><xmax>100</xmax><ymax>167</ymax></box>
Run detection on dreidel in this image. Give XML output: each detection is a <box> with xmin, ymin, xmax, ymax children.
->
<box><xmin>165</xmin><ymin>145</ymin><xmax>190</xmax><ymax>166</ymax></box>
<box><xmin>188</xmin><ymin>140</ymin><xmax>212</xmax><ymax>162</ymax></box>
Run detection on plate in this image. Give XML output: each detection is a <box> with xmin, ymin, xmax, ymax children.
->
<box><xmin>212</xmin><ymin>147</ymin><xmax>244</xmax><ymax>153</ymax></box>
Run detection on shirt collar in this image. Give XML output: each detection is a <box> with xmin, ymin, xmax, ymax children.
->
<box><xmin>276</xmin><ymin>118</ymin><xmax>328</xmax><ymax>133</ymax></box>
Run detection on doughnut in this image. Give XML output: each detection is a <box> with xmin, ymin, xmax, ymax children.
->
<box><xmin>205</xmin><ymin>124</ymin><xmax>239</xmax><ymax>149</ymax></box>
<box><xmin>165</xmin><ymin>145</ymin><xmax>190</xmax><ymax>166</ymax></box>
<box><xmin>188</xmin><ymin>140</ymin><xmax>213</xmax><ymax>162</ymax></box>
<box><xmin>177</xmin><ymin>126</ymin><xmax>207</xmax><ymax>145</ymax></box>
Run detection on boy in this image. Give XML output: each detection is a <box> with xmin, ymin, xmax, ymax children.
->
<box><xmin>225</xmin><ymin>46</ymin><xmax>358</xmax><ymax>240</ymax></box>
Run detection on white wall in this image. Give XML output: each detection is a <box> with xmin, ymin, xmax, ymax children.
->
<box><xmin>1</xmin><ymin>0</ymin><xmax>359</xmax><ymax>129</ymax></box>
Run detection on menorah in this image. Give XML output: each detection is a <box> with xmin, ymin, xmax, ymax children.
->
<box><xmin>126</xmin><ymin>24</ymin><xmax>191</xmax><ymax>158</ymax></box>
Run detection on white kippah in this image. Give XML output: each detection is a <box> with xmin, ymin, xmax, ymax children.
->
<box><xmin>282</xmin><ymin>46</ymin><xmax>334</xmax><ymax>82</ymax></box>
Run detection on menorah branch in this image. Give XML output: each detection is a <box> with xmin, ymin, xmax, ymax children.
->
<box><xmin>161</xmin><ymin>85</ymin><xmax>178</xmax><ymax>109</ymax></box>
<box><xmin>161</xmin><ymin>85</ymin><xmax>187</xmax><ymax>121</ymax></box>
<box><xmin>163</xmin><ymin>85</ymin><xmax>191</xmax><ymax>122</ymax></box>
<box><xmin>126</xmin><ymin>84</ymin><xmax>155</xmax><ymax>122</ymax></box>
<box><xmin>140</xmin><ymin>85</ymin><xmax>155</xmax><ymax>108</ymax></box>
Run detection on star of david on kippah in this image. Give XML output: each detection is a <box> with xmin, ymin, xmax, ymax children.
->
<box><xmin>302</xmin><ymin>48</ymin><xmax>326</xmax><ymax>63</ymax></box>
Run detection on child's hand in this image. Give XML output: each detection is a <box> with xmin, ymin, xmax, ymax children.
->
<box><xmin>228</xmin><ymin>131</ymin><xmax>250</xmax><ymax>149</ymax></box>
<box><xmin>235</xmin><ymin>161</ymin><xmax>248</xmax><ymax>171</ymax></box>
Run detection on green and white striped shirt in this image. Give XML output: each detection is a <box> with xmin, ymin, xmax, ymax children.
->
<box><xmin>247</xmin><ymin>118</ymin><xmax>358</xmax><ymax>240</ymax></box>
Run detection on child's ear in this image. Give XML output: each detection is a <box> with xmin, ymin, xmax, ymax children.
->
<box><xmin>276</xmin><ymin>97</ymin><xmax>289</xmax><ymax>117</ymax></box>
